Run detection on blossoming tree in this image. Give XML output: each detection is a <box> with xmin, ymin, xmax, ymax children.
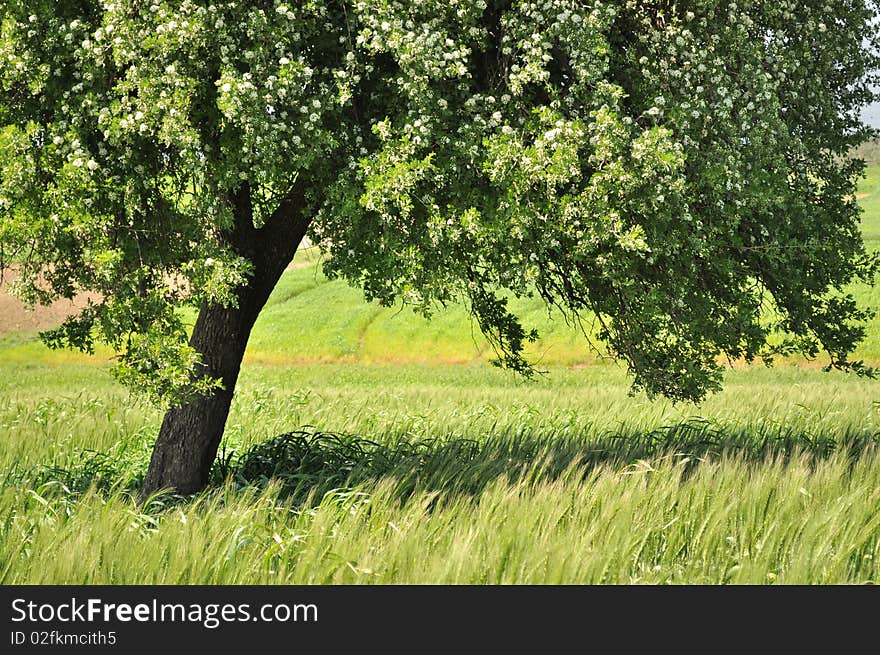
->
<box><xmin>2</xmin><ymin>1</ymin><xmax>878</xmax><ymax>494</ymax></box>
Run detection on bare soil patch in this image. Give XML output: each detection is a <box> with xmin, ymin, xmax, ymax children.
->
<box><xmin>1</xmin><ymin>251</ymin><xmax>314</xmax><ymax>336</ymax></box>
<box><xmin>0</xmin><ymin>267</ymin><xmax>97</xmax><ymax>335</ymax></box>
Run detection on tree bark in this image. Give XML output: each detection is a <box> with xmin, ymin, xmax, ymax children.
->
<box><xmin>141</xmin><ymin>185</ymin><xmax>310</xmax><ymax>496</ymax></box>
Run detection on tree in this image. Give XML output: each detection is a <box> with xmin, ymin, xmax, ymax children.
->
<box><xmin>2</xmin><ymin>1</ymin><xmax>879</xmax><ymax>495</ymax></box>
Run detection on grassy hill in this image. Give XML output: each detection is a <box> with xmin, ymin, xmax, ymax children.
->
<box><xmin>241</xmin><ymin>161</ymin><xmax>880</xmax><ymax>366</ymax></box>
<box><xmin>4</xmin><ymin>163</ymin><xmax>880</xmax><ymax>368</ymax></box>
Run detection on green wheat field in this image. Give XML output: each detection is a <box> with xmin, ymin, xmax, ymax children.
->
<box><xmin>1</xmin><ymin>163</ymin><xmax>880</xmax><ymax>584</ymax></box>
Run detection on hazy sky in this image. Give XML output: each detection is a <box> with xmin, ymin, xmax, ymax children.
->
<box><xmin>865</xmin><ymin>101</ymin><xmax>880</xmax><ymax>129</ymax></box>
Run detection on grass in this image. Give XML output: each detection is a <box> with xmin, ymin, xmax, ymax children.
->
<box><xmin>0</xmin><ymin>165</ymin><xmax>879</xmax><ymax>584</ymax></box>
<box><xmin>2</xmin><ymin>363</ymin><xmax>880</xmax><ymax>583</ymax></box>
<box><xmin>3</xmin><ymin>449</ymin><xmax>879</xmax><ymax>584</ymax></box>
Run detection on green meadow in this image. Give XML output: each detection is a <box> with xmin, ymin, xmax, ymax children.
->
<box><xmin>1</xmin><ymin>165</ymin><xmax>879</xmax><ymax>584</ymax></box>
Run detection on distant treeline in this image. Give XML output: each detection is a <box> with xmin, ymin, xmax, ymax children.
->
<box><xmin>853</xmin><ymin>138</ymin><xmax>880</xmax><ymax>164</ymax></box>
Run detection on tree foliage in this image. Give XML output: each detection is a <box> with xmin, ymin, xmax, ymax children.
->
<box><xmin>2</xmin><ymin>0</ymin><xmax>879</xmax><ymax>404</ymax></box>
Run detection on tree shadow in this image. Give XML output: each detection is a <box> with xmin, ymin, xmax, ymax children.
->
<box><xmin>11</xmin><ymin>419</ymin><xmax>878</xmax><ymax>511</ymax></box>
<box><xmin>217</xmin><ymin>420</ymin><xmax>880</xmax><ymax>507</ymax></box>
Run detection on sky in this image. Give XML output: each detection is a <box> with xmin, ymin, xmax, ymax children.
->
<box><xmin>865</xmin><ymin>101</ymin><xmax>880</xmax><ymax>129</ymax></box>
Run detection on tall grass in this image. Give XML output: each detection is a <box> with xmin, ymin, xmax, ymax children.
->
<box><xmin>2</xmin><ymin>447</ymin><xmax>878</xmax><ymax>584</ymax></box>
<box><xmin>1</xmin><ymin>362</ymin><xmax>880</xmax><ymax>583</ymax></box>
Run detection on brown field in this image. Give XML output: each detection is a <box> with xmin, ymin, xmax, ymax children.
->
<box><xmin>0</xmin><ymin>267</ymin><xmax>96</xmax><ymax>335</ymax></box>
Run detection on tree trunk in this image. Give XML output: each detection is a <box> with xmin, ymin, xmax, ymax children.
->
<box><xmin>141</xmin><ymin>185</ymin><xmax>309</xmax><ymax>496</ymax></box>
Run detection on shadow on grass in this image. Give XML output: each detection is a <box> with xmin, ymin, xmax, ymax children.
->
<box><xmin>9</xmin><ymin>419</ymin><xmax>879</xmax><ymax>509</ymax></box>
<box><xmin>212</xmin><ymin>420</ymin><xmax>880</xmax><ymax>506</ymax></box>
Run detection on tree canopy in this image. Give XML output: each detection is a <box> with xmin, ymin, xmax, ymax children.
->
<box><xmin>2</xmin><ymin>0</ymin><xmax>879</xmax><ymax>408</ymax></box>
